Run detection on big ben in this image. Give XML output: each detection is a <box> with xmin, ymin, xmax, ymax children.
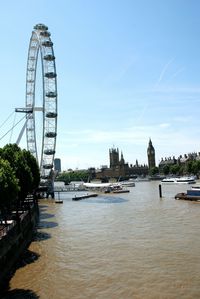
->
<box><xmin>147</xmin><ymin>139</ymin><xmax>156</xmax><ymax>169</ymax></box>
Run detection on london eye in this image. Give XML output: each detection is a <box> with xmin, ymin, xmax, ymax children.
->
<box><xmin>17</xmin><ymin>23</ymin><xmax>58</xmax><ymax>184</ymax></box>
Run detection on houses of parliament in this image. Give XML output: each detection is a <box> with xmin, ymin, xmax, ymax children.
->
<box><xmin>95</xmin><ymin>139</ymin><xmax>155</xmax><ymax>180</ymax></box>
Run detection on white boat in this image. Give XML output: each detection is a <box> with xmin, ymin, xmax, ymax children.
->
<box><xmin>120</xmin><ymin>180</ymin><xmax>135</xmax><ymax>187</ymax></box>
<box><xmin>191</xmin><ymin>184</ymin><xmax>200</xmax><ymax>191</ymax></box>
<box><xmin>83</xmin><ymin>182</ymin><xmax>122</xmax><ymax>190</ymax></box>
<box><xmin>83</xmin><ymin>182</ymin><xmax>131</xmax><ymax>194</ymax></box>
<box><xmin>83</xmin><ymin>182</ymin><xmax>117</xmax><ymax>189</ymax></box>
<box><xmin>176</xmin><ymin>176</ymin><xmax>196</xmax><ymax>184</ymax></box>
<box><xmin>162</xmin><ymin>177</ymin><xmax>177</xmax><ymax>183</ymax></box>
<box><xmin>162</xmin><ymin>176</ymin><xmax>196</xmax><ymax>184</ymax></box>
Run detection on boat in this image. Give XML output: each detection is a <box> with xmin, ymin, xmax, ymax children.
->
<box><xmin>83</xmin><ymin>182</ymin><xmax>122</xmax><ymax>193</ymax></box>
<box><xmin>83</xmin><ymin>182</ymin><xmax>118</xmax><ymax>190</ymax></box>
<box><xmin>176</xmin><ymin>176</ymin><xmax>196</xmax><ymax>184</ymax></box>
<box><xmin>112</xmin><ymin>189</ymin><xmax>130</xmax><ymax>193</ymax></box>
<box><xmin>162</xmin><ymin>176</ymin><xmax>196</xmax><ymax>184</ymax></box>
<box><xmin>134</xmin><ymin>177</ymin><xmax>150</xmax><ymax>182</ymax></box>
<box><xmin>175</xmin><ymin>189</ymin><xmax>200</xmax><ymax>201</ymax></box>
<box><xmin>72</xmin><ymin>193</ymin><xmax>98</xmax><ymax>201</ymax></box>
<box><xmin>83</xmin><ymin>181</ymin><xmax>131</xmax><ymax>194</ymax></box>
<box><xmin>54</xmin><ymin>199</ymin><xmax>63</xmax><ymax>204</ymax></box>
<box><xmin>149</xmin><ymin>175</ymin><xmax>165</xmax><ymax>181</ymax></box>
<box><xmin>191</xmin><ymin>184</ymin><xmax>200</xmax><ymax>191</ymax></box>
<box><xmin>120</xmin><ymin>180</ymin><xmax>135</xmax><ymax>187</ymax></box>
<box><xmin>162</xmin><ymin>177</ymin><xmax>177</xmax><ymax>183</ymax></box>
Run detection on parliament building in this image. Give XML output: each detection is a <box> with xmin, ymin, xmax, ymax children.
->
<box><xmin>95</xmin><ymin>139</ymin><xmax>155</xmax><ymax>180</ymax></box>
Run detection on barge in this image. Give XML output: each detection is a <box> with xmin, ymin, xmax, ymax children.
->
<box><xmin>72</xmin><ymin>193</ymin><xmax>98</xmax><ymax>201</ymax></box>
<box><xmin>175</xmin><ymin>189</ymin><xmax>200</xmax><ymax>201</ymax></box>
<box><xmin>112</xmin><ymin>189</ymin><xmax>130</xmax><ymax>193</ymax></box>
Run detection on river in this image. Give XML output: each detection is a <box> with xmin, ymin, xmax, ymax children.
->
<box><xmin>2</xmin><ymin>181</ymin><xmax>200</xmax><ymax>298</ymax></box>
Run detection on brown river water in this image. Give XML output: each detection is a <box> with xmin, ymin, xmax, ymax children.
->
<box><xmin>3</xmin><ymin>181</ymin><xmax>200</xmax><ymax>299</ymax></box>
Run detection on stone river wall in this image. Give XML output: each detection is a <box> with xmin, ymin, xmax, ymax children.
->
<box><xmin>0</xmin><ymin>204</ymin><xmax>39</xmax><ymax>290</ymax></box>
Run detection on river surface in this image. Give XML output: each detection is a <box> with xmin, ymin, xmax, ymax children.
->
<box><xmin>3</xmin><ymin>181</ymin><xmax>200</xmax><ymax>299</ymax></box>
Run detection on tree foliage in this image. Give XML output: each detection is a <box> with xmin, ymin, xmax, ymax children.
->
<box><xmin>162</xmin><ymin>164</ymin><xmax>170</xmax><ymax>175</ymax></box>
<box><xmin>149</xmin><ymin>166</ymin><xmax>159</xmax><ymax>176</ymax></box>
<box><xmin>0</xmin><ymin>144</ymin><xmax>40</xmax><ymax>215</ymax></box>
<box><xmin>0</xmin><ymin>158</ymin><xmax>19</xmax><ymax>219</ymax></box>
<box><xmin>57</xmin><ymin>170</ymin><xmax>89</xmax><ymax>184</ymax></box>
<box><xmin>22</xmin><ymin>149</ymin><xmax>40</xmax><ymax>190</ymax></box>
<box><xmin>160</xmin><ymin>159</ymin><xmax>200</xmax><ymax>176</ymax></box>
<box><xmin>191</xmin><ymin>160</ymin><xmax>200</xmax><ymax>175</ymax></box>
<box><xmin>170</xmin><ymin>164</ymin><xmax>180</xmax><ymax>175</ymax></box>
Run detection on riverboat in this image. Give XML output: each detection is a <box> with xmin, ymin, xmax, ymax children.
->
<box><xmin>149</xmin><ymin>175</ymin><xmax>165</xmax><ymax>181</ymax></box>
<box><xmin>120</xmin><ymin>180</ymin><xmax>135</xmax><ymax>187</ymax></box>
<box><xmin>162</xmin><ymin>176</ymin><xmax>196</xmax><ymax>184</ymax></box>
<box><xmin>191</xmin><ymin>184</ymin><xmax>200</xmax><ymax>191</ymax></box>
<box><xmin>162</xmin><ymin>178</ymin><xmax>177</xmax><ymax>183</ymax></box>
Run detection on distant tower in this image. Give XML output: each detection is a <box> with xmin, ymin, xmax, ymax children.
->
<box><xmin>120</xmin><ymin>151</ymin><xmax>125</xmax><ymax>165</ymax></box>
<box><xmin>109</xmin><ymin>147</ymin><xmax>119</xmax><ymax>168</ymax></box>
<box><xmin>147</xmin><ymin>139</ymin><xmax>156</xmax><ymax>169</ymax></box>
<box><xmin>54</xmin><ymin>158</ymin><xmax>61</xmax><ymax>173</ymax></box>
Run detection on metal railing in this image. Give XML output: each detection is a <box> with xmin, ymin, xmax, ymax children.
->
<box><xmin>0</xmin><ymin>220</ymin><xmax>16</xmax><ymax>239</ymax></box>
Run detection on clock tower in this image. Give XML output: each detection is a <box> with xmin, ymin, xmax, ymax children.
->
<box><xmin>147</xmin><ymin>139</ymin><xmax>156</xmax><ymax>169</ymax></box>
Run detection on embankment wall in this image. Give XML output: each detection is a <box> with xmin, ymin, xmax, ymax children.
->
<box><xmin>0</xmin><ymin>205</ymin><xmax>39</xmax><ymax>290</ymax></box>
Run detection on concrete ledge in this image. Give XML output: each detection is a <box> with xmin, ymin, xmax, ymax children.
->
<box><xmin>0</xmin><ymin>205</ymin><xmax>39</xmax><ymax>290</ymax></box>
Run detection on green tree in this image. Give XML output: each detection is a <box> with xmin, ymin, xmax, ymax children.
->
<box><xmin>185</xmin><ymin>161</ymin><xmax>193</xmax><ymax>174</ymax></box>
<box><xmin>162</xmin><ymin>164</ymin><xmax>170</xmax><ymax>175</ymax></box>
<box><xmin>22</xmin><ymin>149</ymin><xmax>40</xmax><ymax>190</ymax></box>
<box><xmin>57</xmin><ymin>170</ymin><xmax>89</xmax><ymax>184</ymax></box>
<box><xmin>191</xmin><ymin>160</ymin><xmax>200</xmax><ymax>175</ymax></box>
<box><xmin>0</xmin><ymin>144</ymin><xmax>38</xmax><ymax>205</ymax></box>
<box><xmin>16</xmin><ymin>150</ymin><xmax>33</xmax><ymax>203</ymax></box>
<box><xmin>0</xmin><ymin>158</ymin><xmax>19</xmax><ymax>223</ymax></box>
<box><xmin>170</xmin><ymin>164</ymin><xmax>180</xmax><ymax>175</ymax></box>
<box><xmin>149</xmin><ymin>167</ymin><xmax>159</xmax><ymax>176</ymax></box>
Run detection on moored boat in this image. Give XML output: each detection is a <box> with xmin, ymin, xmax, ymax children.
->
<box><xmin>162</xmin><ymin>177</ymin><xmax>177</xmax><ymax>183</ymax></box>
<box><xmin>162</xmin><ymin>176</ymin><xmax>196</xmax><ymax>184</ymax></box>
<box><xmin>112</xmin><ymin>189</ymin><xmax>130</xmax><ymax>193</ymax></box>
<box><xmin>175</xmin><ymin>189</ymin><xmax>200</xmax><ymax>201</ymax></box>
<box><xmin>176</xmin><ymin>176</ymin><xmax>196</xmax><ymax>184</ymax></box>
<box><xmin>54</xmin><ymin>199</ymin><xmax>63</xmax><ymax>203</ymax></box>
<box><xmin>120</xmin><ymin>180</ymin><xmax>135</xmax><ymax>187</ymax></box>
<box><xmin>191</xmin><ymin>184</ymin><xmax>200</xmax><ymax>191</ymax></box>
<box><xmin>72</xmin><ymin>193</ymin><xmax>98</xmax><ymax>201</ymax></box>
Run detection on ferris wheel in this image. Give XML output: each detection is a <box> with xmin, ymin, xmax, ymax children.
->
<box><xmin>24</xmin><ymin>23</ymin><xmax>57</xmax><ymax>182</ymax></box>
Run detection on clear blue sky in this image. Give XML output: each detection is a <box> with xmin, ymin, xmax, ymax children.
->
<box><xmin>0</xmin><ymin>0</ymin><xmax>200</xmax><ymax>170</ymax></box>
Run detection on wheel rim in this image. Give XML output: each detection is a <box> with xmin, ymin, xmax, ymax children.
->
<box><xmin>25</xmin><ymin>24</ymin><xmax>57</xmax><ymax>183</ymax></box>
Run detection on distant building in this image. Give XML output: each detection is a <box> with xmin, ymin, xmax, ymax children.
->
<box><xmin>147</xmin><ymin>138</ymin><xmax>156</xmax><ymax>169</ymax></box>
<box><xmin>159</xmin><ymin>156</ymin><xmax>177</xmax><ymax>172</ymax></box>
<box><xmin>95</xmin><ymin>146</ymin><xmax>149</xmax><ymax>180</ymax></box>
<box><xmin>54</xmin><ymin>158</ymin><xmax>61</xmax><ymax>173</ymax></box>
<box><xmin>109</xmin><ymin>148</ymin><xmax>120</xmax><ymax>168</ymax></box>
<box><xmin>159</xmin><ymin>152</ymin><xmax>200</xmax><ymax>172</ymax></box>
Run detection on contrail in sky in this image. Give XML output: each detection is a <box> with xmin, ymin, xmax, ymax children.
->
<box><xmin>158</xmin><ymin>58</ymin><xmax>174</xmax><ymax>83</ymax></box>
<box><xmin>153</xmin><ymin>58</ymin><xmax>174</xmax><ymax>90</ymax></box>
<box><xmin>169</xmin><ymin>67</ymin><xmax>185</xmax><ymax>81</ymax></box>
<box><xmin>137</xmin><ymin>58</ymin><xmax>174</xmax><ymax>124</ymax></box>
